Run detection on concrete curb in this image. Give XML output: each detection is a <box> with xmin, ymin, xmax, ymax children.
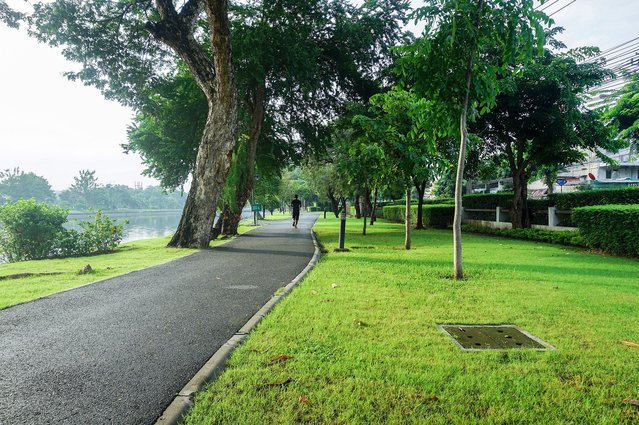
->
<box><xmin>154</xmin><ymin>219</ymin><xmax>321</xmax><ymax>425</ymax></box>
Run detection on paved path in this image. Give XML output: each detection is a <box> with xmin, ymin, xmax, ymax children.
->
<box><xmin>0</xmin><ymin>214</ymin><xmax>317</xmax><ymax>425</ymax></box>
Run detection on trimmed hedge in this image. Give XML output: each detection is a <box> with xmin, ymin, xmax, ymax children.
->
<box><xmin>550</xmin><ymin>187</ymin><xmax>639</xmax><ymax>210</ymax></box>
<box><xmin>425</xmin><ymin>205</ymin><xmax>455</xmax><ymax>227</ymax></box>
<box><xmin>383</xmin><ymin>205</ymin><xmax>418</xmax><ymax>222</ymax></box>
<box><xmin>462</xmin><ymin>225</ymin><xmax>584</xmax><ymax>247</ymax></box>
<box><xmin>463</xmin><ymin>193</ymin><xmax>513</xmax><ymax>209</ymax></box>
<box><xmin>572</xmin><ymin>204</ymin><xmax>639</xmax><ymax>256</ymax></box>
<box><xmin>382</xmin><ymin>204</ymin><xmax>454</xmax><ymax>228</ymax></box>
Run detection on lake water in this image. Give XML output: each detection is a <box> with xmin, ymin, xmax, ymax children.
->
<box><xmin>66</xmin><ymin>208</ymin><xmax>256</xmax><ymax>243</ymax></box>
<box><xmin>0</xmin><ymin>209</ymin><xmax>256</xmax><ymax>263</ymax></box>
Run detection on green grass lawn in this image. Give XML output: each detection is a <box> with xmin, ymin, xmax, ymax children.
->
<box><xmin>184</xmin><ymin>217</ymin><xmax>639</xmax><ymax>424</ymax></box>
<box><xmin>261</xmin><ymin>211</ymin><xmax>292</xmax><ymax>221</ymax></box>
<box><xmin>0</xmin><ymin>225</ymin><xmax>254</xmax><ymax>310</ymax></box>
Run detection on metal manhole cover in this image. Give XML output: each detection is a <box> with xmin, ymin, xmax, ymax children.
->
<box><xmin>439</xmin><ymin>324</ymin><xmax>555</xmax><ymax>351</ymax></box>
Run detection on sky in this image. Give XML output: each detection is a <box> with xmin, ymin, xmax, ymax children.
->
<box><xmin>1</xmin><ymin>0</ymin><xmax>638</xmax><ymax>191</ymax></box>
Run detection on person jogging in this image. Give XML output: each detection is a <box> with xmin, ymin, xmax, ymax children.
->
<box><xmin>291</xmin><ymin>194</ymin><xmax>302</xmax><ymax>228</ymax></box>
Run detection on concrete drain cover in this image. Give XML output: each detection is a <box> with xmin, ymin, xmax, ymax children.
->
<box><xmin>439</xmin><ymin>324</ymin><xmax>555</xmax><ymax>351</ymax></box>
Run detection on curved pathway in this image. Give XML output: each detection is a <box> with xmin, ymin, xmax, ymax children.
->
<box><xmin>0</xmin><ymin>214</ymin><xmax>317</xmax><ymax>425</ymax></box>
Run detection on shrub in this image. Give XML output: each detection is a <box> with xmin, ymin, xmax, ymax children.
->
<box><xmin>0</xmin><ymin>200</ymin><xmax>125</xmax><ymax>262</ymax></box>
<box><xmin>382</xmin><ymin>204</ymin><xmax>454</xmax><ymax>228</ymax></box>
<box><xmin>572</xmin><ymin>204</ymin><xmax>639</xmax><ymax>256</ymax></box>
<box><xmin>463</xmin><ymin>193</ymin><xmax>513</xmax><ymax>209</ymax></box>
<box><xmin>549</xmin><ymin>187</ymin><xmax>639</xmax><ymax>210</ymax></box>
<box><xmin>382</xmin><ymin>205</ymin><xmax>418</xmax><ymax>222</ymax></box>
<box><xmin>423</xmin><ymin>204</ymin><xmax>455</xmax><ymax>227</ymax></box>
<box><xmin>76</xmin><ymin>210</ymin><xmax>125</xmax><ymax>254</ymax></box>
<box><xmin>462</xmin><ymin>225</ymin><xmax>584</xmax><ymax>247</ymax></box>
<box><xmin>0</xmin><ymin>199</ymin><xmax>68</xmax><ymax>262</ymax></box>
<box><xmin>307</xmin><ymin>206</ymin><xmax>322</xmax><ymax>212</ymax></box>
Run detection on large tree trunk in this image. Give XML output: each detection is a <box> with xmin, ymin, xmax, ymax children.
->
<box><xmin>147</xmin><ymin>0</ymin><xmax>237</xmax><ymax>248</ymax></box>
<box><xmin>224</xmin><ymin>81</ymin><xmax>266</xmax><ymax>236</ymax></box>
<box><xmin>405</xmin><ymin>186</ymin><xmax>411</xmax><ymax>250</ymax></box>
<box><xmin>414</xmin><ymin>179</ymin><xmax>426</xmax><ymax>230</ymax></box>
<box><xmin>453</xmin><ymin>0</ymin><xmax>484</xmax><ymax>279</ymax></box>
<box><xmin>511</xmin><ymin>170</ymin><xmax>531</xmax><ymax>229</ymax></box>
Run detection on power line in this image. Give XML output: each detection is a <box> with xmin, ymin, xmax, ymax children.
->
<box><xmin>548</xmin><ymin>0</ymin><xmax>577</xmax><ymax>17</ymax></box>
<box><xmin>537</xmin><ymin>0</ymin><xmax>563</xmax><ymax>12</ymax></box>
<box><xmin>583</xmin><ymin>36</ymin><xmax>639</xmax><ymax>63</ymax></box>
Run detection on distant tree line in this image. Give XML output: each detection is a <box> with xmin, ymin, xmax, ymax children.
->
<box><xmin>0</xmin><ymin>168</ymin><xmax>185</xmax><ymax>211</ymax></box>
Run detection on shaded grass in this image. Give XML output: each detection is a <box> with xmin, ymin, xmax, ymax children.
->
<box><xmin>184</xmin><ymin>217</ymin><xmax>639</xmax><ymax>424</ymax></box>
<box><xmin>262</xmin><ymin>211</ymin><xmax>292</xmax><ymax>221</ymax></box>
<box><xmin>0</xmin><ymin>224</ymin><xmax>255</xmax><ymax>310</ymax></box>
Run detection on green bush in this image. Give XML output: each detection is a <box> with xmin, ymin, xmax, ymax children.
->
<box><xmin>423</xmin><ymin>205</ymin><xmax>455</xmax><ymax>227</ymax></box>
<box><xmin>0</xmin><ymin>199</ymin><xmax>68</xmax><ymax>262</ymax></box>
<box><xmin>382</xmin><ymin>205</ymin><xmax>418</xmax><ymax>222</ymax></box>
<box><xmin>462</xmin><ymin>225</ymin><xmax>584</xmax><ymax>247</ymax></box>
<box><xmin>306</xmin><ymin>206</ymin><xmax>322</xmax><ymax>212</ymax></box>
<box><xmin>424</xmin><ymin>198</ymin><xmax>454</xmax><ymax>205</ymax></box>
<box><xmin>462</xmin><ymin>193</ymin><xmax>513</xmax><ymax>209</ymax></box>
<box><xmin>549</xmin><ymin>187</ymin><xmax>639</xmax><ymax>210</ymax></box>
<box><xmin>572</xmin><ymin>204</ymin><xmax>639</xmax><ymax>256</ymax></box>
<box><xmin>0</xmin><ymin>200</ymin><xmax>125</xmax><ymax>262</ymax></box>
<box><xmin>382</xmin><ymin>204</ymin><xmax>454</xmax><ymax>228</ymax></box>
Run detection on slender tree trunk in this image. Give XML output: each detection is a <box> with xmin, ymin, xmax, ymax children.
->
<box><xmin>354</xmin><ymin>195</ymin><xmax>362</xmax><ymax>219</ymax></box>
<box><xmin>453</xmin><ymin>0</ymin><xmax>484</xmax><ymax>279</ymax></box>
<box><xmin>511</xmin><ymin>170</ymin><xmax>531</xmax><ymax>229</ymax></box>
<box><xmin>328</xmin><ymin>189</ymin><xmax>339</xmax><ymax>217</ymax></box>
<box><xmin>154</xmin><ymin>0</ymin><xmax>237</xmax><ymax>248</ymax></box>
<box><xmin>405</xmin><ymin>186</ymin><xmax>411</xmax><ymax>250</ymax></box>
<box><xmin>415</xmin><ymin>179</ymin><xmax>426</xmax><ymax>230</ymax></box>
<box><xmin>370</xmin><ymin>186</ymin><xmax>378</xmax><ymax>225</ymax></box>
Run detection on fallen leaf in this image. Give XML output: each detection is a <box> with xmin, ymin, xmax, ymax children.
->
<box><xmin>299</xmin><ymin>395</ymin><xmax>309</xmax><ymax>404</ymax></box>
<box><xmin>331</xmin><ymin>283</ymin><xmax>338</xmax><ymax>288</ymax></box>
<box><xmin>270</xmin><ymin>355</ymin><xmax>294</xmax><ymax>363</ymax></box>
<box><xmin>321</xmin><ymin>299</ymin><xmax>334</xmax><ymax>303</ymax></box>
<box><xmin>353</xmin><ymin>319</ymin><xmax>367</xmax><ymax>327</ymax></box>
<box><xmin>623</xmin><ymin>398</ymin><xmax>639</xmax><ymax>406</ymax></box>
<box><xmin>415</xmin><ymin>395</ymin><xmax>438</xmax><ymax>402</ymax></box>
<box><xmin>622</xmin><ymin>341</ymin><xmax>639</xmax><ymax>348</ymax></box>
<box><xmin>310</xmin><ymin>290</ymin><xmax>319</xmax><ymax>295</ymax></box>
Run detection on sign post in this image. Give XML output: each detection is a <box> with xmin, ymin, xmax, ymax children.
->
<box><xmin>556</xmin><ymin>178</ymin><xmax>567</xmax><ymax>194</ymax></box>
<box><xmin>251</xmin><ymin>203</ymin><xmax>262</xmax><ymax>226</ymax></box>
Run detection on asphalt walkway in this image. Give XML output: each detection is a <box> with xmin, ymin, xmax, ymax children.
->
<box><xmin>0</xmin><ymin>214</ymin><xmax>317</xmax><ymax>424</ymax></box>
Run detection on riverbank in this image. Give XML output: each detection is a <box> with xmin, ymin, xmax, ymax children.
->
<box><xmin>0</xmin><ymin>225</ymin><xmax>254</xmax><ymax>310</ymax></box>
<box><xmin>183</xmin><ymin>217</ymin><xmax>639</xmax><ymax>424</ymax></box>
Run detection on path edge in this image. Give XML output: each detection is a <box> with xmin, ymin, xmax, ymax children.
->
<box><xmin>154</xmin><ymin>221</ymin><xmax>321</xmax><ymax>425</ymax></box>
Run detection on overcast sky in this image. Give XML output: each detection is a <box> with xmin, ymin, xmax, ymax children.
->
<box><xmin>1</xmin><ymin>0</ymin><xmax>638</xmax><ymax>190</ymax></box>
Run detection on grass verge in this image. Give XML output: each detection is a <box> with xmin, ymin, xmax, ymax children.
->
<box><xmin>0</xmin><ymin>224</ymin><xmax>255</xmax><ymax>310</ymax></box>
<box><xmin>262</xmin><ymin>211</ymin><xmax>293</xmax><ymax>221</ymax></box>
<box><xmin>184</xmin><ymin>217</ymin><xmax>639</xmax><ymax>424</ymax></box>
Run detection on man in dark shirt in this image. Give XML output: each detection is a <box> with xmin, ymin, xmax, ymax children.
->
<box><xmin>291</xmin><ymin>194</ymin><xmax>302</xmax><ymax>228</ymax></box>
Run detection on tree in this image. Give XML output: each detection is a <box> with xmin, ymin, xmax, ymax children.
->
<box><xmin>124</xmin><ymin>0</ymin><xmax>411</xmax><ymax>237</ymax></box>
<box><xmin>0</xmin><ymin>168</ymin><xmax>56</xmax><ymax>203</ymax></box>
<box><xmin>30</xmin><ymin>0</ymin><xmax>237</xmax><ymax>248</ymax></box>
<box><xmin>1</xmin><ymin>0</ymin><xmax>23</xmax><ymax>28</ymax></box>
<box><xmin>476</xmin><ymin>49</ymin><xmax>623</xmax><ymax>228</ymax></box>
<box><xmin>397</xmin><ymin>0</ymin><xmax>548</xmax><ymax>278</ymax></box>
<box><xmin>605</xmin><ymin>76</ymin><xmax>639</xmax><ymax>147</ymax></box>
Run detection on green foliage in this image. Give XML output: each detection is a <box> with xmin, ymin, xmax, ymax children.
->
<box><xmin>462</xmin><ymin>225</ymin><xmax>584</xmax><ymax>247</ymax></box>
<box><xmin>550</xmin><ymin>187</ymin><xmax>639</xmax><ymax>210</ymax></box>
<box><xmin>0</xmin><ymin>200</ymin><xmax>125</xmax><ymax>262</ymax></box>
<box><xmin>382</xmin><ymin>204</ymin><xmax>454</xmax><ymax>228</ymax></box>
<box><xmin>572</xmin><ymin>205</ymin><xmax>639</xmax><ymax>256</ymax></box>
<box><xmin>604</xmin><ymin>76</ymin><xmax>639</xmax><ymax>146</ymax></box>
<box><xmin>463</xmin><ymin>193</ymin><xmax>513</xmax><ymax>209</ymax></box>
<box><xmin>0</xmin><ymin>168</ymin><xmax>56</xmax><ymax>203</ymax></box>
<box><xmin>0</xmin><ymin>199</ymin><xmax>68</xmax><ymax>262</ymax></box>
<box><xmin>0</xmin><ymin>1</ymin><xmax>24</xmax><ymax>28</ymax></box>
